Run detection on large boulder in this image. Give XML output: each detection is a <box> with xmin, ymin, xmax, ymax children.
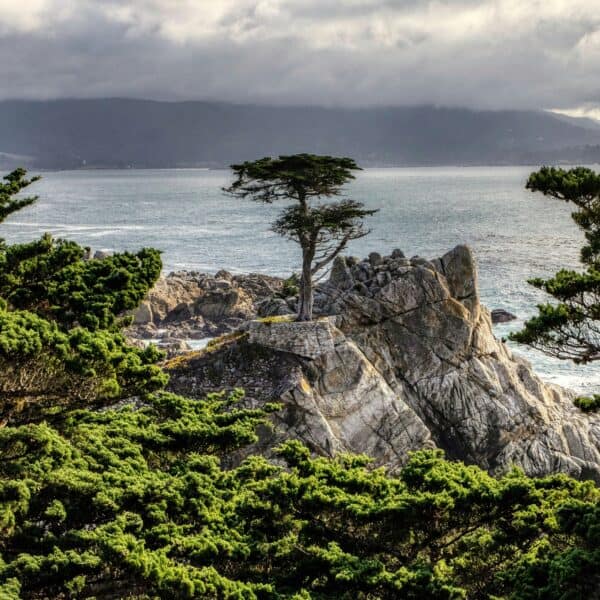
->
<box><xmin>167</xmin><ymin>246</ymin><xmax>600</xmax><ymax>481</ymax></box>
<box><xmin>491</xmin><ymin>308</ymin><xmax>517</xmax><ymax>323</ymax></box>
<box><xmin>193</xmin><ymin>288</ymin><xmax>253</xmax><ymax>321</ymax></box>
<box><xmin>256</xmin><ymin>297</ymin><xmax>295</xmax><ymax>318</ymax></box>
<box><xmin>133</xmin><ymin>301</ymin><xmax>153</xmax><ymax>325</ymax></box>
<box><xmin>245</xmin><ymin>319</ymin><xmax>337</xmax><ymax>359</ymax></box>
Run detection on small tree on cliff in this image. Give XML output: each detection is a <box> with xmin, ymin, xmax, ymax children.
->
<box><xmin>224</xmin><ymin>154</ymin><xmax>377</xmax><ymax>320</ymax></box>
<box><xmin>510</xmin><ymin>166</ymin><xmax>600</xmax><ymax>363</ymax></box>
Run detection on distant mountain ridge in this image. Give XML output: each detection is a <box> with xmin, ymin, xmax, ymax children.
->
<box><xmin>1</xmin><ymin>98</ymin><xmax>600</xmax><ymax>169</ymax></box>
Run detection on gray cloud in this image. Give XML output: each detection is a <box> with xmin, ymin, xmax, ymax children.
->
<box><xmin>1</xmin><ymin>0</ymin><xmax>599</xmax><ymax>113</ymax></box>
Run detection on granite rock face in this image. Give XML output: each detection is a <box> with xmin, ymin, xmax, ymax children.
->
<box><xmin>167</xmin><ymin>246</ymin><xmax>600</xmax><ymax>481</ymax></box>
<box><xmin>169</xmin><ymin>316</ymin><xmax>434</xmax><ymax>470</ymax></box>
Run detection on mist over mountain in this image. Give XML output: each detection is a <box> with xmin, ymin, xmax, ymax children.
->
<box><xmin>2</xmin><ymin>98</ymin><xmax>600</xmax><ymax>169</ymax></box>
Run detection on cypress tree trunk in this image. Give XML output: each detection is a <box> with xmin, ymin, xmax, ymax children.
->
<box><xmin>297</xmin><ymin>247</ymin><xmax>314</xmax><ymax>321</ymax></box>
<box><xmin>296</xmin><ymin>191</ymin><xmax>314</xmax><ymax>322</ymax></box>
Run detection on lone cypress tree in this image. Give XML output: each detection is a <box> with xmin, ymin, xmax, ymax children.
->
<box><xmin>224</xmin><ymin>154</ymin><xmax>377</xmax><ymax>321</ymax></box>
<box><xmin>510</xmin><ymin>166</ymin><xmax>600</xmax><ymax>363</ymax></box>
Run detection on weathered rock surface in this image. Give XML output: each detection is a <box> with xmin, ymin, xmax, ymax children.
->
<box><xmin>168</xmin><ymin>317</ymin><xmax>435</xmax><ymax>470</ymax></box>
<box><xmin>126</xmin><ymin>270</ymin><xmax>286</xmax><ymax>341</ymax></box>
<box><xmin>166</xmin><ymin>246</ymin><xmax>600</xmax><ymax>481</ymax></box>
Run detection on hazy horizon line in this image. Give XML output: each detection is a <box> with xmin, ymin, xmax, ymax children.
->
<box><xmin>0</xmin><ymin>96</ymin><xmax>583</xmax><ymax>118</ymax></box>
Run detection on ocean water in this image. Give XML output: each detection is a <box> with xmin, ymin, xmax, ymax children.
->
<box><xmin>3</xmin><ymin>167</ymin><xmax>599</xmax><ymax>393</ymax></box>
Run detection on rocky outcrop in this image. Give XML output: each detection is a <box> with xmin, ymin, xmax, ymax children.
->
<box><xmin>166</xmin><ymin>246</ymin><xmax>600</xmax><ymax>481</ymax></box>
<box><xmin>168</xmin><ymin>317</ymin><xmax>435</xmax><ymax>470</ymax></box>
<box><xmin>491</xmin><ymin>308</ymin><xmax>517</xmax><ymax>323</ymax></box>
<box><xmin>127</xmin><ymin>270</ymin><xmax>287</xmax><ymax>341</ymax></box>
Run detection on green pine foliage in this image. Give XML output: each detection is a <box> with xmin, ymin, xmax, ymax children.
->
<box><xmin>573</xmin><ymin>394</ymin><xmax>600</xmax><ymax>413</ymax></box>
<box><xmin>0</xmin><ymin>170</ymin><xmax>165</xmax><ymax>424</ymax></box>
<box><xmin>510</xmin><ymin>166</ymin><xmax>600</xmax><ymax>364</ymax></box>
<box><xmin>0</xmin><ymin>169</ymin><xmax>40</xmax><ymax>225</ymax></box>
<box><xmin>0</xmin><ymin>234</ymin><xmax>162</xmax><ymax>331</ymax></box>
<box><xmin>0</xmin><ymin>391</ymin><xmax>277</xmax><ymax>598</ymax></box>
<box><xmin>1</xmin><ymin>400</ymin><xmax>599</xmax><ymax>599</ymax></box>
<box><xmin>277</xmin><ymin>273</ymin><xmax>300</xmax><ymax>299</ymax></box>
<box><xmin>0</xmin><ymin>303</ymin><xmax>166</xmax><ymax>424</ymax></box>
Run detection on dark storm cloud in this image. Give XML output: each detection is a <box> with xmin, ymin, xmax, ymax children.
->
<box><xmin>1</xmin><ymin>0</ymin><xmax>599</xmax><ymax>114</ymax></box>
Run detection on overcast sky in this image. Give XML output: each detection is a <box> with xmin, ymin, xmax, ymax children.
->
<box><xmin>1</xmin><ymin>0</ymin><xmax>599</xmax><ymax>115</ymax></box>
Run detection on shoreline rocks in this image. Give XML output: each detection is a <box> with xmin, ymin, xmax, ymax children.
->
<box><xmin>491</xmin><ymin>308</ymin><xmax>518</xmax><ymax>323</ymax></box>
<box><xmin>126</xmin><ymin>270</ymin><xmax>287</xmax><ymax>343</ymax></box>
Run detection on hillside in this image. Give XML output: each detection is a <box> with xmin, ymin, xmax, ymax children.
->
<box><xmin>2</xmin><ymin>99</ymin><xmax>600</xmax><ymax>169</ymax></box>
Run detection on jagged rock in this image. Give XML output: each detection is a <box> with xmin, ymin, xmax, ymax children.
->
<box><xmin>133</xmin><ymin>301</ymin><xmax>153</xmax><ymax>324</ymax></box>
<box><xmin>133</xmin><ymin>322</ymin><xmax>157</xmax><ymax>337</ymax></box>
<box><xmin>329</xmin><ymin>256</ymin><xmax>354</xmax><ymax>290</ymax></box>
<box><xmin>257</xmin><ymin>297</ymin><xmax>295</xmax><ymax>317</ymax></box>
<box><xmin>140</xmin><ymin>275</ymin><xmax>203</xmax><ymax>323</ymax></box>
<box><xmin>169</xmin><ymin>317</ymin><xmax>434</xmax><ymax>468</ymax></box>
<box><xmin>167</xmin><ymin>245</ymin><xmax>600</xmax><ymax>482</ymax></box>
<box><xmin>441</xmin><ymin>244</ymin><xmax>477</xmax><ymax>301</ymax></box>
<box><xmin>193</xmin><ymin>288</ymin><xmax>253</xmax><ymax>321</ymax></box>
<box><xmin>369</xmin><ymin>252</ymin><xmax>383</xmax><ymax>266</ymax></box>
<box><xmin>214</xmin><ymin>269</ymin><xmax>233</xmax><ymax>282</ymax></box>
<box><xmin>245</xmin><ymin>319</ymin><xmax>339</xmax><ymax>360</ymax></box>
<box><xmin>158</xmin><ymin>338</ymin><xmax>192</xmax><ymax>358</ymax></box>
<box><xmin>163</xmin><ymin>302</ymin><xmax>194</xmax><ymax>323</ymax></box>
<box><xmin>410</xmin><ymin>256</ymin><xmax>433</xmax><ymax>269</ymax></box>
<box><xmin>491</xmin><ymin>308</ymin><xmax>518</xmax><ymax>323</ymax></box>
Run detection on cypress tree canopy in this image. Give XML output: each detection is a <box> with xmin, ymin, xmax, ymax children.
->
<box><xmin>0</xmin><ymin>169</ymin><xmax>40</xmax><ymax>226</ymax></box>
<box><xmin>224</xmin><ymin>154</ymin><xmax>376</xmax><ymax>321</ymax></box>
<box><xmin>511</xmin><ymin>166</ymin><xmax>600</xmax><ymax>364</ymax></box>
<box><xmin>2</xmin><ymin>397</ymin><xmax>600</xmax><ymax>599</ymax></box>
